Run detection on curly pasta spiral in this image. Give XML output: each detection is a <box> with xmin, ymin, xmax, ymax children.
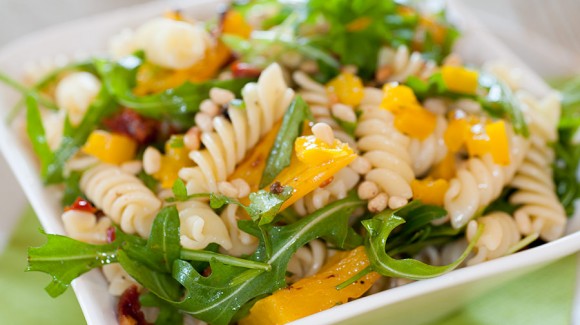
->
<box><xmin>219</xmin><ymin>204</ymin><xmax>257</xmax><ymax>256</ymax></box>
<box><xmin>509</xmin><ymin>92</ymin><xmax>566</xmax><ymax>241</ymax></box>
<box><xmin>179</xmin><ymin>63</ymin><xmax>294</xmax><ymax>194</ymax></box>
<box><xmin>102</xmin><ymin>264</ymin><xmax>140</xmax><ymax>296</ymax></box>
<box><xmin>466</xmin><ymin>212</ymin><xmax>521</xmax><ymax>265</ymax></box>
<box><xmin>293</xmin><ymin>70</ymin><xmax>358</xmax><ymax>149</ymax></box>
<box><xmin>62</xmin><ymin>210</ymin><xmax>112</xmax><ymax>245</ymax></box>
<box><xmin>377</xmin><ymin>45</ymin><xmax>438</xmax><ymax>82</ymax></box>
<box><xmin>80</xmin><ymin>164</ymin><xmax>162</xmax><ymax>238</ymax></box>
<box><xmin>355</xmin><ymin>103</ymin><xmax>415</xmax><ymax>201</ymax></box>
<box><xmin>444</xmin><ymin>128</ymin><xmax>529</xmax><ymax>229</ymax></box>
<box><xmin>176</xmin><ymin>200</ymin><xmax>233</xmax><ymax>251</ymax></box>
<box><xmin>286</xmin><ymin>239</ymin><xmax>327</xmax><ymax>282</ymax></box>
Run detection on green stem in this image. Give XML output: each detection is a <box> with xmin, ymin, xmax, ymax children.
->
<box><xmin>179</xmin><ymin>249</ymin><xmax>271</xmax><ymax>271</ymax></box>
<box><xmin>0</xmin><ymin>71</ymin><xmax>58</xmax><ymax>110</ymax></box>
<box><xmin>336</xmin><ymin>266</ymin><xmax>372</xmax><ymax>290</ymax></box>
<box><xmin>507</xmin><ymin>232</ymin><xmax>539</xmax><ymax>255</ymax></box>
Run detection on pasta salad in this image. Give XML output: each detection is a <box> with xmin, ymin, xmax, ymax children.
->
<box><xmin>0</xmin><ymin>0</ymin><xmax>578</xmax><ymax>324</ymax></box>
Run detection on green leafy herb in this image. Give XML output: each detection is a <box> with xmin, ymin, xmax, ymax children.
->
<box><xmin>260</xmin><ymin>96</ymin><xmax>312</xmax><ymax>187</ymax></box>
<box><xmin>406</xmin><ymin>71</ymin><xmax>529</xmax><ymax>137</ymax></box>
<box><xmin>362</xmin><ymin>202</ymin><xmax>483</xmax><ymax>280</ymax></box>
<box><xmin>171</xmin><ymin>195</ymin><xmax>364</xmax><ymax>325</ymax></box>
<box><xmin>551</xmin><ymin>76</ymin><xmax>580</xmax><ymax>215</ymax></box>
<box><xmin>44</xmin><ymin>86</ymin><xmax>117</xmax><ymax>184</ymax></box>
<box><xmin>140</xmin><ymin>293</ymin><xmax>184</xmax><ymax>325</ymax></box>
<box><xmin>137</xmin><ymin>170</ymin><xmax>159</xmax><ymax>192</ymax></box>
<box><xmin>61</xmin><ymin>171</ymin><xmax>85</xmax><ymax>206</ymax></box>
<box><xmin>478</xmin><ymin>72</ymin><xmax>529</xmax><ymax>137</ymax></box>
<box><xmin>27</xmin><ymin>232</ymin><xmax>119</xmax><ymax>297</ymax></box>
<box><xmin>0</xmin><ymin>71</ymin><xmax>58</xmax><ymax>111</ymax></box>
<box><xmin>171</xmin><ymin>179</ymin><xmax>189</xmax><ymax>202</ymax></box>
<box><xmin>94</xmin><ymin>56</ymin><xmax>254</xmax><ymax>122</ymax></box>
<box><xmin>25</xmin><ymin>95</ymin><xmax>55</xmax><ymax>179</ymax></box>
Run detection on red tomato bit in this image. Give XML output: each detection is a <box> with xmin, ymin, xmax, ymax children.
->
<box><xmin>64</xmin><ymin>197</ymin><xmax>97</xmax><ymax>214</ymax></box>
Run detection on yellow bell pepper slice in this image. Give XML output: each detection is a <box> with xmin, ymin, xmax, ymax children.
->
<box><xmin>485</xmin><ymin>120</ymin><xmax>510</xmax><ymax>165</ymax></box>
<box><xmin>153</xmin><ymin>136</ymin><xmax>194</xmax><ymax>189</ymax></box>
<box><xmin>269</xmin><ymin>136</ymin><xmax>356</xmax><ymax>211</ymax></box>
<box><xmin>82</xmin><ymin>130</ymin><xmax>137</xmax><ymax>165</ymax></box>
<box><xmin>326</xmin><ymin>72</ymin><xmax>365</xmax><ymax>107</ymax></box>
<box><xmin>444</xmin><ymin>118</ymin><xmax>470</xmax><ymax>152</ymax></box>
<box><xmin>441</xmin><ymin>66</ymin><xmax>479</xmax><ymax>95</ymax></box>
<box><xmin>240</xmin><ymin>246</ymin><xmax>380</xmax><ymax>325</ymax></box>
<box><xmin>381</xmin><ymin>84</ymin><xmax>437</xmax><ymax>140</ymax></box>
<box><xmin>465</xmin><ymin>123</ymin><xmax>491</xmax><ymax>159</ymax></box>
<box><xmin>429</xmin><ymin>152</ymin><xmax>456</xmax><ymax>181</ymax></box>
<box><xmin>411</xmin><ymin>177</ymin><xmax>450</xmax><ymax>206</ymax></box>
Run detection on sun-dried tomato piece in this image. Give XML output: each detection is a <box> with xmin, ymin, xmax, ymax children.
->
<box><xmin>103</xmin><ymin>109</ymin><xmax>159</xmax><ymax>145</ymax></box>
<box><xmin>231</xmin><ymin>61</ymin><xmax>262</xmax><ymax>78</ymax></box>
<box><xmin>64</xmin><ymin>197</ymin><xmax>97</xmax><ymax>214</ymax></box>
<box><xmin>106</xmin><ymin>226</ymin><xmax>116</xmax><ymax>244</ymax></box>
<box><xmin>118</xmin><ymin>286</ymin><xmax>149</xmax><ymax>325</ymax></box>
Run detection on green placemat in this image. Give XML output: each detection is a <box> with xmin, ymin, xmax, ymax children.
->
<box><xmin>0</xmin><ymin>207</ymin><xmax>85</xmax><ymax>325</ymax></box>
<box><xmin>0</xmin><ymin>208</ymin><xmax>576</xmax><ymax>324</ymax></box>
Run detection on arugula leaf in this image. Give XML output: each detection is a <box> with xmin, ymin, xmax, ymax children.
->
<box><xmin>25</xmin><ymin>95</ymin><xmax>55</xmax><ymax>179</ymax></box>
<box><xmin>405</xmin><ymin>72</ymin><xmax>529</xmax><ymax>137</ymax></box>
<box><xmin>478</xmin><ymin>72</ymin><xmax>529</xmax><ymax>137</ymax></box>
<box><xmin>94</xmin><ymin>56</ymin><xmax>254</xmax><ymax>121</ymax></box>
<box><xmin>210</xmin><ymin>187</ymin><xmax>293</xmax><ymax>226</ymax></box>
<box><xmin>260</xmin><ymin>96</ymin><xmax>312</xmax><ymax>187</ymax></box>
<box><xmin>146</xmin><ymin>206</ymin><xmax>181</xmax><ymax>273</ymax></box>
<box><xmin>27</xmin><ymin>232</ymin><xmax>119</xmax><ymax>297</ymax></box>
<box><xmin>363</xmin><ymin>205</ymin><xmax>482</xmax><ymax>280</ymax></box>
<box><xmin>45</xmin><ymin>86</ymin><xmax>118</xmax><ymax>184</ymax></box>
<box><xmin>140</xmin><ymin>293</ymin><xmax>184</xmax><ymax>325</ymax></box>
<box><xmin>171</xmin><ymin>195</ymin><xmax>364</xmax><ymax>325</ymax></box>
<box><xmin>0</xmin><ymin>71</ymin><xmax>58</xmax><ymax>110</ymax></box>
<box><xmin>551</xmin><ymin>77</ymin><xmax>580</xmax><ymax>215</ymax></box>
<box><xmin>171</xmin><ymin>179</ymin><xmax>189</xmax><ymax>202</ymax></box>
<box><xmin>118</xmin><ymin>250</ymin><xmax>182</xmax><ymax>302</ymax></box>
<box><xmin>61</xmin><ymin>171</ymin><xmax>85</xmax><ymax>206</ymax></box>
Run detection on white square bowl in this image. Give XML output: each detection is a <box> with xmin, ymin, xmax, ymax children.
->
<box><xmin>0</xmin><ymin>1</ymin><xmax>577</xmax><ymax>324</ymax></box>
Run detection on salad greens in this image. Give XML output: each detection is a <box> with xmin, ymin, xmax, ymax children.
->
<box><xmin>260</xmin><ymin>96</ymin><xmax>312</xmax><ymax>188</ymax></box>
<box><xmin>553</xmin><ymin>77</ymin><xmax>580</xmax><ymax>216</ymax></box>
<box><xmin>406</xmin><ymin>71</ymin><xmax>529</xmax><ymax>136</ymax></box>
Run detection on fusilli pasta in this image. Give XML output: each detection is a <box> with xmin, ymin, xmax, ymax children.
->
<box><xmin>466</xmin><ymin>212</ymin><xmax>521</xmax><ymax>265</ymax></box>
<box><xmin>179</xmin><ymin>63</ymin><xmax>294</xmax><ymax>194</ymax></box>
<box><xmin>102</xmin><ymin>264</ymin><xmax>140</xmax><ymax>296</ymax></box>
<box><xmin>62</xmin><ymin>210</ymin><xmax>112</xmax><ymax>245</ymax></box>
<box><xmin>80</xmin><ymin>163</ymin><xmax>162</xmax><ymax>238</ymax></box>
<box><xmin>376</xmin><ymin>45</ymin><xmax>438</xmax><ymax>82</ymax></box>
<box><xmin>219</xmin><ymin>204</ymin><xmax>257</xmax><ymax>256</ymax></box>
<box><xmin>286</xmin><ymin>239</ymin><xmax>328</xmax><ymax>283</ymax></box>
<box><xmin>176</xmin><ymin>200</ymin><xmax>233</xmax><ymax>251</ymax></box>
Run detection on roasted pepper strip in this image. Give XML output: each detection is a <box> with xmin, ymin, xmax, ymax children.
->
<box><xmin>267</xmin><ymin>135</ymin><xmax>357</xmax><ymax>211</ymax></box>
<box><xmin>411</xmin><ymin>177</ymin><xmax>450</xmax><ymax>206</ymax></box>
<box><xmin>240</xmin><ymin>247</ymin><xmax>380</xmax><ymax>325</ymax></box>
<box><xmin>134</xmin><ymin>10</ymin><xmax>252</xmax><ymax>95</ymax></box>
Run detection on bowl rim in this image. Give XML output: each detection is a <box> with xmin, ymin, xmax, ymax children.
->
<box><xmin>0</xmin><ymin>1</ymin><xmax>576</xmax><ymax>325</ymax></box>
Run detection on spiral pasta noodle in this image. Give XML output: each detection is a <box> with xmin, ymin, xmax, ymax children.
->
<box><xmin>179</xmin><ymin>63</ymin><xmax>294</xmax><ymax>194</ymax></box>
<box><xmin>219</xmin><ymin>204</ymin><xmax>257</xmax><ymax>256</ymax></box>
<box><xmin>80</xmin><ymin>163</ymin><xmax>162</xmax><ymax>238</ymax></box>
<box><xmin>176</xmin><ymin>200</ymin><xmax>233</xmax><ymax>251</ymax></box>
<box><xmin>466</xmin><ymin>212</ymin><xmax>521</xmax><ymax>265</ymax></box>
<box><xmin>286</xmin><ymin>239</ymin><xmax>328</xmax><ymax>283</ymax></box>
<box><xmin>509</xmin><ymin>92</ymin><xmax>566</xmax><ymax>241</ymax></box>
<box><xmin>61</xmin><ymin>210</ymin><xmax>112</xmax><ymax>245</ymax></box>
<box><xmin>355</xmin><ymin>103</ymin><xmax>415</xmax><ymax>203</ymax></box>
<box><xmin>102</xmin><ymin>264</ymin><xmax>141</xmax><ymax>297</ymax></box>
<box><xmin>293</xmin><ymin>70</ymin><xmax>358</xmax><ymax>149</ymax></box>
<box><xmin>444</xmin><ymin>127</ymin><xmax>529</xmax><ymax>229</ymax></box>
<box><xmin>377</xmin><ymin>45</ymin><xmax>438</xmax><ymax>82</ymax></box>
